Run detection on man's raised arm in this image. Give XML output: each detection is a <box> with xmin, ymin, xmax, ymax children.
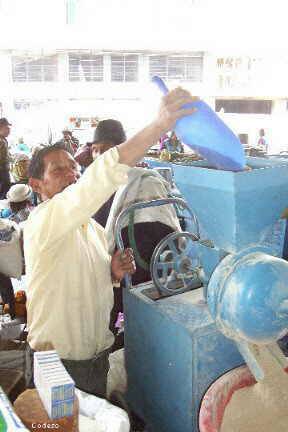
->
<box><xmin>117</xmin><ymin>87</ymin><xmax>197</xmax><ymax>167</ymax></box>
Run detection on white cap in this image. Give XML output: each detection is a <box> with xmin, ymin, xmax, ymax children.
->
<box><xmin>6</xmin><ymin>184</ymin><xmax>32</xmax><ymax>203</ymax></box>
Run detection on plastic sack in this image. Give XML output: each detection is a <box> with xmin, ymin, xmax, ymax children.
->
<box><xmin>0</xmin><ymin>385</ymin><xmax>29</xmax><ymax>431</ymax></box>
<box><xmin>0</xmin><ymin>199</ymin><xmax>9</xmax><ymax>210</ymax></box>
<box><xmin>79</xmin><ymin>415</ymin><xmax>101</xmax><ymax>431</ymax></box>
<box><xmin>107</xmin><ymin>348</ymin><xmax>127</xmax><ymax>398</ymax></box>
<box><xmin>76</xmin><ymin>388</ymin><xmax>130</xmax><ymax>432</ymax></box>
<box><xmin>0</xmin><ymin>219</ymin><xmax>23</xmax><ymax>278</ymax></box>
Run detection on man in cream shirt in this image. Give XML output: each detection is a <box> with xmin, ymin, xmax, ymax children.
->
<box><xmin>24</xmin><ymin>87</ymin><xmax>196</xmax><ymax>396</ymax></box>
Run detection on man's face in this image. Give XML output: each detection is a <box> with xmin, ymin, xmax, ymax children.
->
<box><xmin>0</xmin><ymin>125</ymin><xmax>10</xmax><ymax>138</ymax></box>
<box><xmin>31</xmin><ymin>150</ymin><xmax>80</xmax><ymax>201</ymax></box>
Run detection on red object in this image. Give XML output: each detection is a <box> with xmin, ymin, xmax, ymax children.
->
<box><xmin>199</xmin><ymin>365</ymin><xmax>288</xmax><ymax>432</ymax></box>
<box><xmin>74</xmin><ymin>144</ymin><xmax>93</xmax><ymax>168</ymax></box>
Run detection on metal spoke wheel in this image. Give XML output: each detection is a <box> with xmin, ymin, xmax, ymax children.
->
<box><xmin>151</xmin><ymin>231</ymin><xmax>201</xmax><ymax>296</ymax></box>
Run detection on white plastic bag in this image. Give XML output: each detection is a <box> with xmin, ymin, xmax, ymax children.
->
<box><xmin>0</xmin><ymin>199</ymin><xmax>9</xmax><ymax>210</ymax></box>
<box><xmin>0</xmin><ymin>219</ymin><xmax>23</xmax><ymax>278</ymax></box>
<box><xmin>76</xmin><ymin>388</ymin><xmax>130</xmax><ymax>432</ymax></box>
<box><xmin>0</xmin><ymin>386</ymin><xmax>29</xmax><ymax>431</ymax></box>
<box><xmin>107</xmin><ymin>348</ymin><xmax>127</xmax><ymax>398</ymax></box>
<box><xmin>79</xmin><ymin>414</ymin><xmax>101</xmax><ymax>431</ymax></box>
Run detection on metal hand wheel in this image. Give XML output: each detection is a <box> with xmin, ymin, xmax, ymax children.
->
<box><xmin>115</xmin><ymin>197</ymin><xmax>200</xmax><ymax>289</ymax></box>
<box><xmin>150</xmin><ymin>231</ymin><xmax>201</xmax><ymax>296</ymax></box>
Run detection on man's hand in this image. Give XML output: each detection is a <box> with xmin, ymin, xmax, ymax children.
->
<box><xmin>117</xmin><ymin>86</ymin><xmax>198</xmax><ymax>167</ymax></box>
<box><xmin>111</xmin><ymin>248</ymin><xmax>136</xmax><ymax>283</ymax></box>
<box><xmin>155</xmin><ymin>87</ymin><xmax>198</xmax><ymax>134</ymax></box>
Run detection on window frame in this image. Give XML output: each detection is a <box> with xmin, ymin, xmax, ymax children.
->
<box><xmin>68</xmin><ymin>52</ymin><xmax>104</xmax><ymax>82</ymax></box>
<box><xmin>111</xmin><ymin>53</ymin><xmax>139</xmax><ymax>82</ymax></box>
<box><xmin>149</xmin><ymin>54</ymin><xmax>203</xmax><ymax>82</ymax></box>
<box><xmin>12</xmin><ymin>55</ymin><xmax>58</xmax><ymax>82</ymax></box>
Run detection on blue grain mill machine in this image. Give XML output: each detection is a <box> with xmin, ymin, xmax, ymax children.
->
<box><xmin>115</xmin><ymin>156</ymin><xmax>288</xmax><ymax>432</ymax></box>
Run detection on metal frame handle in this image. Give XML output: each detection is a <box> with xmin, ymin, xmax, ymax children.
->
<box><xmin>114</xmin><ymin>197</ymin><xmax>199</xmax><ymax>288</ymax></box>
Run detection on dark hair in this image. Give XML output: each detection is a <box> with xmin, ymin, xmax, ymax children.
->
<box><xmin>93</xmin><ymin>119</ymin><xmax>126</xmax><ymax>146</ymax></box>
<box><xmin>10</xmin><ymin>200</ymin><xmax>29</xmax><ymax>213</ymax></box>
<box><xmin>28</xmin><ymin>143</ymin><xmax>68</xmax><ymax>179</ymax></box>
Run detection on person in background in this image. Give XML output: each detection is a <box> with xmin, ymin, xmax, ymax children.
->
<box><xmin>0</xmin><ymin>273</ymin><xmax>15</xmax><ymax>320</ymax></box>
<box><xmin>74</xmin><ymin>142</ymin><xmax>94</xmax><ymax>172</ymax></box>
<box><xmin>159</xmin><ymin>131</ymin><xmax>184</xmax><ymax>154</ymax></box>
<box><xmin>92</xmin><ymin>119</ymin><xmax>180</xmax><ymax>278</ymax></box>
<box><xmin>16</xmin><ymin>137</ymin><xmax>30</xmax><ymax>155</ymax></box>
<box><xmin>169</xmin><ymin>131</ymin><xmax>184</xmax><ymax>153</ymax></box>
<box><xmin>6</xmin><ymin>184</ymin><xmax>33</xmax><ymax>224</ymax></box>
<box><xmin>24</xmin><ymin>87</ymin><xmax>196</xmax><ymax>396</ymax></box>
<box><xmin>11</xmin><ymin>153</ymin><xmax>31</xmax><ymax>184</ymax></box>
<box><xmin>0</xmin><ymin>118</ymin><xmax>12</xmax><ymax>199</ymax></box>
<box><xmin>159</xmin><ymin>133</ymin><xmax>170</xmax><ymax>152</ymax></box>
<box><xmin>91</xmin><ymin>120</ymin><xmax>127</xmax><ymax>227</ymax></box>
<box><xmin>57</xmin><ymin>128</ymin><xmax>80</xmax><ymax>155</ymax></box>
<box><xmin>31</xmin><ymin>144</ymin><xmax>46</xmax><ymax>157</ymax></box>
<box><xmin>257</xmin><ymin>128</ymin><xmax>268</xmax><ymax>153</ymax></box>
<box><xmin>92</xmin><ymin>119</ymin><xmax>181</xmax><ymax>351</ymax></box>
<box><xmin>0</xmin><ymin>185</ymin><xmax>33</xmax><ymax>320</ymax></box>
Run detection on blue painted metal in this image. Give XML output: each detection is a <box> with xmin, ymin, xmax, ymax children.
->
<box><xmin>207</xmin><ymin>245</ymin><xmax>288</xmax><ymax>381</ymax></box>
<box><xmin>146</xmin><ymin>157</ymin><xmax>288</xmax><ymax>255</ymax></box>
<box><xmin>124</xmin><ymin>285</ymin><xmax>243</xmax><ymax>432</ymax></box>
<box><xmin>208</xmin><ymin>246</ymin><xmax>288</xmax><ymax>344</ymax></box>
<box><xmin>118</xmin><ymin>156</ymin><xmax>288</xmax><ymax>432</ymax></box>
<box><xmin>145</xmin><ymin>157</ymin><xmax>172</xmax><ymax>169</ymax></box>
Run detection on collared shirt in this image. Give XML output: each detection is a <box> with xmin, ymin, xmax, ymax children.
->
<box><xmin>23</xmin><ymin>147</ymin><xmax>130</xmax><ymax>360</ymax></box>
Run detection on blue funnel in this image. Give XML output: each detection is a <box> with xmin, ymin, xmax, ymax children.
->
<box><xmin>152</xmin><ymin>76</ymin><xmax>246</xmax><ymax>172</ymax></box>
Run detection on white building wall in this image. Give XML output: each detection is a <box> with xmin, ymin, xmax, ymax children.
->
<box><xmin>2</xmin><ymin>47</ymin><xmax>288</xmax><ymax>152</ymax></box>
<box><xmin>0</xmin><ymin>51</ymin><xmax>13</xmax><ymax>117</ymax></box>
<box><xmin>4</xmin><ymin>49</ymin><xmax>206</xmax><ymax>143</ymax></box>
